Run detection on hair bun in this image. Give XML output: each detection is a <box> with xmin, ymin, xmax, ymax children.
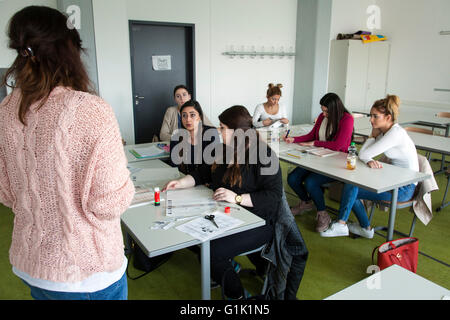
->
<box><xmin>386</xmin><ymin>94</ymin><xmax>400</xmax><ymax>108</ymax></box>
<box><xmin>276</xmin><ymin>83</ymin><xmax>283</xmax><ymax>88</ymax></box>
<box><xmin>268</xmin><ymin>83</ymin><xmax>274</xmax><ymax>88</ymax></box>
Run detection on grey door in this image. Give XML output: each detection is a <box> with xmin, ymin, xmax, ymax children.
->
<box><xmin>129</xmin><ymin>21</ymin><xmax>195</xmax><ymax>144</ymax></box>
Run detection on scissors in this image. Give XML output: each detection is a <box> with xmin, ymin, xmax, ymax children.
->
<box><xmin>204</xmin><ymin>214</ymin><xmax>219</xmax><ymax>228</ymax></box>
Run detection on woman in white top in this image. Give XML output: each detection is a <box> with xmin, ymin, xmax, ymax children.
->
<box><xmin>321</xmin><ymin>95</ymin><xmax>419</xmax><ymax>239</ymax></box>
<box><xmin>252</xmin><ymin>83</ymin><xmax>289</xmax><ymax>127</ymax></box>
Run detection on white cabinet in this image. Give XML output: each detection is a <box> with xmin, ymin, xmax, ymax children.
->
<box><xmin>328</xmin><ymin>40</ymin><xmax>390</xmax><ymax>113</ymax></box>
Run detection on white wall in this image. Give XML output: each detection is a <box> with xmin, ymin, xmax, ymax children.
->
<box><xmin>330</xmin><ymin>0</ymin><xmax>450</xmax><ymax>110</ymax></box>
<box><xmin>93</xmin><ymin>0</ymin><xmax>297</xmax><ymax>144</ymax></box>
<box><xmin>0</xmin><ymin>0</ymin><xmax>57</xmax><ymax>68</ymax></box>
<box><xmin>92</xmin><ymin>0</ymin><xmax>134</xmax><ymax>143</ymax></box>
<box><xmin>209</xmin><ymin>0</ymin><xmax>297</xmax><ymax>125</ymax></box>
<box><xmin>378</xmin><ymin>0</ymin><xmax>450</xmax><ymax>109</ymax></box>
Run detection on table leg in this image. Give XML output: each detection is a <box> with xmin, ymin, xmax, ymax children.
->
<box><xmin>200</xmin><ymin>241</ymin><xmax>211</xmax><ymax>300</ymax></box>
<box><xmin>387</xmin><ymin>188</ymin><xmax>398</xmax><ymax>241</ymax></box>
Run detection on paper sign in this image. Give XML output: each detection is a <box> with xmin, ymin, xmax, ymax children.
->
<box><xmin>152</xmin><ymin>55</ymin><xmax>172</xmax><ymax>71</ymax></box>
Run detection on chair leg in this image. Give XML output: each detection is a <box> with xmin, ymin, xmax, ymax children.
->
<box><xmin>437</xmin><ymin>175</ymin><xmax>450</xmax><ymax>212</ymax></box>
<box><xmin>409</xmin><ymin>215</ymin><xmax>417</xmax><ymax>237</ymax></box>
<box><xmin>368</xmin><ymin>203</ymin><xmax>376</xmax><ymax>225</ymax></box>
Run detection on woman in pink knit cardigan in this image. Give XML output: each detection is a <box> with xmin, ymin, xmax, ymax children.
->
<box><xmin>0</xmin><ymin>6</ymin><xmax>134</xmax><ymax>299</ymax></box>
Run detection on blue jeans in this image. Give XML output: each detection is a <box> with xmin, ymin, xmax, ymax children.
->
<box><xmin>338</xmin><ymin>183</ymin><xmax>416</xmax><ymax>228</ymax></box>
<box><xmin>287</xmin><ymin>167</ymin><xmax>335</xmax><ymax>211</ymax></box>
<box><xmin>23</xmin><ymin>272</ymin><xmax>128</xmax><ymax>300</ymax></box>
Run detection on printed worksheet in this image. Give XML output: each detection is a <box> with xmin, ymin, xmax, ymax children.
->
<box><xmin>176</xmin><ymin>211</ymin><xmax>244</xmax><ymax>242</ymax></box>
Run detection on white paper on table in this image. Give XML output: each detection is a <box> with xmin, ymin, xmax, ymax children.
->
<box><xmin>132</xmin><ymin>145</ymin><xmax>165</xmax><ymax>158</ymax></box>
<box><xmin>175</xmin><ymin>211</ymin><xmax>244</xmax><ymax>242</ymax></box>
<box><xmin>292</xmin><ymin>145</ymin><xmax>324</xmax><ymax>152</ymax></box>
<box><xmin>131</xmin><ymin>167</ymin><xmax>180</xmax><ymax>183</ymax></box>
<box><xmin>166</xmin><ymin>186</ymin><xmax>216</xmax><ymax>217</ymax></box>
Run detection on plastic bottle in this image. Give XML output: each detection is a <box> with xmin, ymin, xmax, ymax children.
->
<box><xmin>346</xmin><ymin>142</ymin><xmax>357</xmax><ymax>170</ymax></box>
<box><xmin>154</xmin><ymin>187</ymin><xmax>160</xmax><ymax>206</ymax></box>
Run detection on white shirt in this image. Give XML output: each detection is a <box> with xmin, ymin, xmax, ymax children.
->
<box><xmin>13</xmin><ymin>255</ymin><xmax>127</xmax><ymax>293</ymax></box>
<box><xmin>252</xmin><ymin>103</ymin><xmax>287</xmax><ymax>128</ymax></box>
<box><xmin>318</xmin><ymin>117</ymin><xmax>330</xmax><ymax>142</ymax></box>
<box><xmin>359</xmin><ymin>123</ymin><xmax>419</xmax><ymax>173</ymax></box>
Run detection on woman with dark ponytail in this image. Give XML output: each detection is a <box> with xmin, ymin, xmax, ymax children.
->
<box><xmin>284</xmin><ymin>93</ymin><xmax>354</xmax><ymax>233</ymax></box>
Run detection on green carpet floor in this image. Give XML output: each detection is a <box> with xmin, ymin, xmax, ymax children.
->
<box><xmin>0</xmin><ymin>155</ymin><xmax>449</xmax><ymax>300</ymax></box>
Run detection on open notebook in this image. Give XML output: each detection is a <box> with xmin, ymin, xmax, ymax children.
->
<box><xmin>292</xmin><ymin>145</ymin><xmax>339</xmax><ymax>157</ymax></box>
<box><xmin>129</xmin><ymin>144</ymin><xmax>168</xmax><ymax>159</ymax></box>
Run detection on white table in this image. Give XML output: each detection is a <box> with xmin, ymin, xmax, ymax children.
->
<box><xmin>351</xmin><ymin>112</ymin><xmax>450</xmax><ymax>136</ymax></box>
<box><xmin>121</xmin><ymin>160</ymin><xmax>265</xmax><ymax>300</ymax></box>
<box><xmin>124</xmin><ymin>141</ymin><xmax>170</xmax><ymax>163</ymax></box>
<box><xmin>278</xmin><ymin>143</ymin><xmax>429</xmax><ymax>241</ymax></box>
<box><xmin>354</xmin><ymin>127</ymin><xmax>450</xmax><ymax>156</ymax></box>
<box><xmin>326</xmin><ymin>264</ymin><xmax>450</xmax><ymax>300</ymax></box>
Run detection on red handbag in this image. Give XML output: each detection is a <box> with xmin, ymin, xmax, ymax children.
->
<box><xmin>372</xmin><ymin>237</ymin><xmax>419</xmax><ymax>273</ymax></box>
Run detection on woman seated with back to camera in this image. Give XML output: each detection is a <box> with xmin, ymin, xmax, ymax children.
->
<box><xmin>283</xmin><ymin>93</ymin><xmax>354</xmax><ymax>233</ymax></box>
<box><xmin>160</xmin><ymin>85</ymin><xmax>213</xmax><ymax>141</ymax></box>
<box><xmin>169</xmin><ymin>99</ymin><xmax>219</xmax><ymax>175</ymax></box>
<box><xmin>320</xmin><ymin>95</ymin><xmax>419</xmax><ymax>238</ymax></box>
<box><xmin>164</xmin><ymin>105</ymin><xmax>282</xmax><ymax>299</ymax></box>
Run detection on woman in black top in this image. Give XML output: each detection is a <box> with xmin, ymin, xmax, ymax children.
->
<box><xmin>169</xmin><ymin>100</ymin><xmax>219</xmax><ymax>175</ymax></box>
<box><xmin>164</xmin><ymin>105</ymin><xmax>282</xmax><ymax>299</ymax></box>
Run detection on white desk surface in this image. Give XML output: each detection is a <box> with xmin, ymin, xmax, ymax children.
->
<box><xmin>326</xmin><ymin>264</ymin><xmax>450</xmax><ymax>300</ymax></box>
<box><xmin>399</xmin><ymin>113</ymin><xmax>450</xmax><ymax>127</ymax></box>
<box><xmin>355</xmin><ymin>127</ymin><xmax>450</xmax><ymax>156</ymax></box>
<box><xmin>124</xmin><ymin>141</ymin><xmax>170</xmax><ymax>163</ymax></box>
<box><xmin>128</xmin><ymin>158</ymin><xmax>172</xmax><ymax>170</ymax></box>
<box><xmin>122</xmin><ymin>160</ymin><xmax>265</xmax><ymax>257</ymax></box>
<box><xmin>121</xmin><ymin>189</ymin><xmax>265</xmax><ymax>257</ymax></box>
<box><xmin>278</xmin><ymin>142</ymin><xmax>429</xmax><ymax>193</ymax></box>
<box><xmin>352</xmin><ymin>113</ymin><xmax>449</xmax><ymax>129</ymax></box>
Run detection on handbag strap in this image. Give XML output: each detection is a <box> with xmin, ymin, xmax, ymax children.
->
<box><xmin>371</xmin><ymin>246</ymin><xmax>379</xmax><ymax>265</ymax></box>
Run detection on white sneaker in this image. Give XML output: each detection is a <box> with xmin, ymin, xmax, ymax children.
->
<box><xmin>348</xmin><ymin>222</ymin><xmax>374</xmax><ymax>239</ymax></box>
<box><xmin>320</xmin><ymin>222</ymin><xmax>349</xmax><ymax>237</ymax></box>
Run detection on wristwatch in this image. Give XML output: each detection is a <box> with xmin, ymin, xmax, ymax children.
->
<box><xmin>235</xmin><ymin>194</ymin><xmax>243</xmax><ymax>205</ymax></box>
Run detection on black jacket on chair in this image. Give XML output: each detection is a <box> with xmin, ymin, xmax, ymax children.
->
<box><xmin>262</xmin><ymin>190</ymin><xmax>309</xmax><ymax>300</ymax></box>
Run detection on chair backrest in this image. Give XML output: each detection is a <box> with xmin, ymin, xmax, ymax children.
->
<box><xmin>377</xmin><ymin>154</ymin><xmax>433</xmax><ymax>207</ymax></box>
<box><xmin>404</xmin><ymin>126</ymin><xmax>433</xmax><ymax>135</ymax></box>
<box><xmin>436</xmin><ymin>112</ymin><xmax>450</xmax><ymax>118</ymax></box>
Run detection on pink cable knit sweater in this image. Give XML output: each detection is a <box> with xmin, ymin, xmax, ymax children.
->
<box><xmin>0</xmin><ymin>87</ymin><xmax>134</xmax><ymax>283</ymax></box>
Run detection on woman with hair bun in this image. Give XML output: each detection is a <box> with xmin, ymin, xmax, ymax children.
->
<box><xmin>252</xmin><ymin>83</ymin><xmax>289</xmax><ymax>127</ymax></box>
<box><xmin>320</xmin><ymin>95</ymin><xmax>419</xmax><ymax>238</ymax></box>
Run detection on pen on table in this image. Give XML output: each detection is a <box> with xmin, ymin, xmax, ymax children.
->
<box><xmin>285</xmin><ymin>129</ymin><xmax>291</xmax><ymax>139</ymax></box>
<box><xmin>286</xmin><ymin>152</ymin><xmax>301</xmax><ymax>159</ymax></box>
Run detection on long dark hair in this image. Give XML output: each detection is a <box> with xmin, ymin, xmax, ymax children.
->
<box><xmin>320</xmin><ymin>92</ymin><xmax>350</xmax><ymax>141</ymax></box>
<box><xmin>173</xmin><ymin>84</ymin><xmax>190</xmax><ymax>96</ymax></box>
<box><xmin>179</xmin><ymin>100</ymin><xmax>205</xmax><ymax>127</ymax></box>
<box><xmin>213</xmin><ymin>105</ymin><xmax>255</xmax><ymax>188</ymax></box>
<box><xmin>2</xmin><ymin>6</ymin><xmax>94</xmax><ymax>125</ymax></box>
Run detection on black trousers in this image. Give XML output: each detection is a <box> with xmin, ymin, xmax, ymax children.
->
<box><xmin>209</xmin><ymin>223</ymin><xmax>273</xmax><ymax>298</ymax></box>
